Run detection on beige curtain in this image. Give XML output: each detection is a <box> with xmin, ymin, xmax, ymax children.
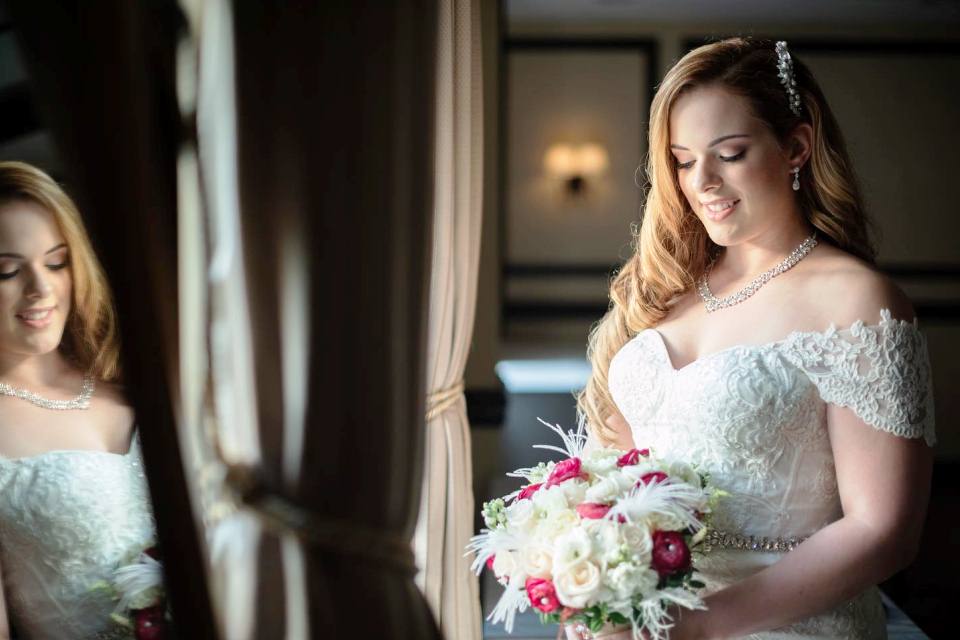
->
<box><xmin>182</xmin><ymin>1</ymin><xmax>444</xmax><ymax>639</ymax></box>
<box><xmin>414</xmin><ymin>1</ymin><xmax>485</xmax><ymax>639</ymax></box>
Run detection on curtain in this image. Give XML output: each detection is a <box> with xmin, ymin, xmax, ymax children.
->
<box><xmin>185</xmin><ymin>2</ymin><xmax>446</xmax><ymax>638</ymax></box>
<box><xmin>414</xmin><ymin>1</ymin><xmax>485</xmax><ymax>639</ymax></box>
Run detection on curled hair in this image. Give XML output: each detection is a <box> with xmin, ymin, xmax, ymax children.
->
<box><xmin>577</xmin><ymin>37</ymin><xmax>876</xmax><ymax>446</ymax></box>
<box><xmin>0</xmin><ymin>161</ymin><xmax>121</xmax><ymax>381</ymax></box>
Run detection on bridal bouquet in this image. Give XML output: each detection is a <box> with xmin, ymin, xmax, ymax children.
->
<box><xmin>467</xmin><ymin>419</ymin><xmax>724</xmax><ymax>640</ymax></box>
<box><xmin>92</xmin><ymin>543</ymin><xmax>170</xmax><ymax>640</ymax></box>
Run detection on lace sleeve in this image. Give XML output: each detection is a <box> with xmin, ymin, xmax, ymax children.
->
<box><xmin>779</xmin><ymin>309</ymin><xmax>936</xmax><ymax>446</ymax></box>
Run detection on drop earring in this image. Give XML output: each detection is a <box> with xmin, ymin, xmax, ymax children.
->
<box><xmin>792</xmin><ymin>167</ymin><xmax>800</xmax><ymax>191</ymax></box>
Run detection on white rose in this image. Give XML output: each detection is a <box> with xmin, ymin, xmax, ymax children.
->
<box><xmin>521</xmin><ymin>544</ymin><xmax>554</xmax><ymax>579</ymax></box>
<box><xmin>668</xmin><ymin>460</ymin><xmax>701</xmax><ymax>488</ymax></box>
<box><xmin>584</xmin><ymin>475</ymin><xmax>621</xmax><ymax>504</ymax></box>
<box><xmin>583</xmin><ymin>450</ymin><xmax>619</xmax><ymax>475</ymax></box>
<box><xmin>553</xmin><ymin>527</ymin><xmax>593</xmax><ymax>570</ymax></box>
<box><xmin>619</xmin><ymin>523</ymin><xmax>653</xmax><ymax>565</ymax></box>
<box><xmin>534</xmin><ymin>508</ymin><xmax>577</xmax><ymax>540</ymax></box>
<box><xmin>505</xmin><ymin>499</ymin><xmax>535</xmax><ymax>529</ymax></box>
<box><xmin>554</xmin><ymin>559</ymin><xmax>602</xmax><ymax>608</ymax></box>
<box><xmin>560</xmin><ymin>479</ymin><xmax>588</xmax><ymax>505</ymax></box>
<box><xmin>605</xmin><ymin>562</ymin><xmax>659</xmax><ymax>602</ymax></box>
<box><xmin>533</xmin><ymin>484</ymin><xmax>570</xmax><ymax>516</ymax></box>
<box><xmin>584</xmin><ymin>519</ymin><xmax>621</xmax><ymax>565</ymax></box>
<box><xmin>491</xmin><ymin>550</ymin><xmax>518</xmax><ymax>579</ymax></box>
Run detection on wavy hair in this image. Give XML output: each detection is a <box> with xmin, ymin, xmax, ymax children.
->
<box><xmin>577</xmin><ymin>37</ymin><xmax>876</xmax><ymax>446</ymax></box>
<box><xmin>0</xmin><ymin>161</ymin><xmax>121</xmax><ymax>381</ymax></box>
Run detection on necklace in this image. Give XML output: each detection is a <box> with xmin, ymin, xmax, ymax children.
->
<box><xmin>0</xmin><ymin>374</ymin><xmax>95</xmax><ymax>410</ymax></box>
<box><xmin>697</xmin><ymin>233</ymin><xmax>818</xmax><ymax>312</ymax></box>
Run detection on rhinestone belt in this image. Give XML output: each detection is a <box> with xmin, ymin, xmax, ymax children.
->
<box><xmin>703</xmin><ymin>528</ymin><xmax>809</xmax><ymax>553</ymax></box>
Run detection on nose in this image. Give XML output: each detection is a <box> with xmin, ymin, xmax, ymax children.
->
<box><xmin>691</xmin><ymin>159</ymin><xmax>721</xmax><ymax>194</ymax></box>
<box><xmin>24</xmin><ymin>266</ymin><xmax>53</xmax><ymax>299</ymax></box>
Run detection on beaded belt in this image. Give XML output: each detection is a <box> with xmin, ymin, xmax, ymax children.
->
<box><xmin>703</xmin><ymin>528</ymin><xmax>809</xmax><ymax>553</ymax></box>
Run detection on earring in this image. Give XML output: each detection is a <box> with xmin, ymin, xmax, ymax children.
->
<box><xmin>792</xmin><ymin>167</ymin><xmax>800</xmax><ymax>191</ymax></box>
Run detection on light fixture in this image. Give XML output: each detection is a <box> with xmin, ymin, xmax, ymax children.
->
<box><xmin>543</xmin><ymin>143</ymin><xmax>609</xmax><ymax>196</ymax></box>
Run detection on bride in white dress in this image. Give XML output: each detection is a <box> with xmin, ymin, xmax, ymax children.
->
<box><xmin>568</xmin><ymin>38</ymin><xmax>935</xmax><ymax>639</ymax></box>
<box><xmin>0</xmin><ymin>162</ymin><xmax>156</xmax><ymax>639</ymax></box>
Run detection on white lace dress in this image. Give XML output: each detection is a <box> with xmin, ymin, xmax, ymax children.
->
<box><xmin>0</xmin><ymin>434</ymin><xmax>156</xmax><ymax>639</ymax></box>
<box><xmin>608</xmin><ymin>309</ymin><xmax>936</xmax><ymax>639</ymax></box>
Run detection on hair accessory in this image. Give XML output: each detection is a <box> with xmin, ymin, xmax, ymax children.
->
<box><xmin>792</xmin><ymin>167</ymin><xmax>800</xmax><ymax>191</ymax></box>
<box><xmin>775</xmin><ymin>41</ymin><xmax>802</xmax><ymax>117</ymax></box>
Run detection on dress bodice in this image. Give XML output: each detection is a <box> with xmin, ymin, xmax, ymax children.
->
<box><xmin>607</xmin><ymin>308</ymin><xmax>936</xmax><ymax>639</ymax></box>
<box><xmin>0</xmin><ymin>434</ymin><xmax>156</xmax><ymax>639</ymax></box>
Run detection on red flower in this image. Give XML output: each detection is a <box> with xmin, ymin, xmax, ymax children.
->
<box><xmin>636</xmin><ymin>471</ymin><xmax>669</xmax><ymax>487</ymax></box>
<box><xmin>546</xmin><ymin>458</ymin><xmax>584</xmax><ymax>487</ymax></box>
<box><xmin>517</xmin><ymin>483</ymin><xmax>543</xmax><ymax>500</ymax></box>
<box><xmin>650</xmin><ymin>531</ymin><xmax>691</xmax><ymax>578</ymax></box>
<box><xmin>575</xmin><ymin>503</ymin><xmax>611</xmax><ymax>520</ymax></box>
<box><xmin>616</xmin><ymin>448</ymin><xmax>649</xmax><ymax>467</ymax></box>
<box><xmin>525</xmin><ymin>577</ymin><xmax>560</xmax><ymax>613</ymax></box>
<box><xmin>486</xmin><ymin>555</ymin><xmax>496</xmax><ymax>571</ymax></box>
<box><xmin>134</xmin><ymin>605</ymin><xmax>167</xmax><ymax>640</ymax></box>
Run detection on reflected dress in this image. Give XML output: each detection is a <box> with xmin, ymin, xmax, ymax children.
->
<box><xmin>607</xmin><ymin>309</ymin><xmax>936</xmax><ymax>639</ymax></box>
<box><xmin>0</xmin><ymin>434</ymin><xmax>155</xmax><ymax>639</ymax></box>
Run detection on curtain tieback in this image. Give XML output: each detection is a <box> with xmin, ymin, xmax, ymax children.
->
<box><xmin>223</xmin><ymin>464</ymin><xmax>417</xmax><ymax>576</ymax></box>
<box><xmin>425</xmin><ymin>379</ymin><xmax>464</xmax><ymax>421</ymax></box>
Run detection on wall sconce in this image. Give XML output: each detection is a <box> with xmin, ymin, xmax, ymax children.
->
<box><xmin>543</xmin><ymin>143</ymin><xmax>609</xmax><ymax>196</ymax></box>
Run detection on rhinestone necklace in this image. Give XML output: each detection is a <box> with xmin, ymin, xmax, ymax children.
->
<box><xmin>0</xmin><ymin>373</ymin><xmax>95</xmax><ymax>410</ymax></box>
<box><xmin>697</xmin><ymin>233</ymin><xmax>818</xmax><ymax>312</ymax></box>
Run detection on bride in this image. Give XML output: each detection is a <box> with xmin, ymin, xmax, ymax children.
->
<box><xmin>0</xmin><ymin>162</ymin><xmax>156</xmax><ymax>639</ymax></box>
<box><xmin>568</xmin><ymin>38</ymin><xmax>935</xmax><ymax>639</ymax></box>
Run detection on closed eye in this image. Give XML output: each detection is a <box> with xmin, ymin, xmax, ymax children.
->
<box><xmin>46</xmin><ymin>262</ymin><xmax>69</xmax><ymax>271</ymax></box>
<box><xmin>675</xmin><ymin>150</ymin><xmax>746</xmax><ymax>170</ymax></box>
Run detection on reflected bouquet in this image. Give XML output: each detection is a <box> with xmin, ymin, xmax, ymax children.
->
<box><xmin>467</xmin><ymin>419</ymin><xmax>724</xmax><ymax>640</ymax></box>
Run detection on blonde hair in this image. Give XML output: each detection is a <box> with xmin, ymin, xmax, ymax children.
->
<box><xmin>577</xmin><ymin>37</ymin><xmax>876</xmax><ymax>446</ymax></box>
<box><xmin>0</xmin><ymin>161</ymin><xmax>121</xmax><ymax>381</ymax></box>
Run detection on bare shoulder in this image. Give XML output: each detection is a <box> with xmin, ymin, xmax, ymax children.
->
<box><xmin>800</xmin><ymin>243</ymin><xmax>915</xmax><ymax>328</ymax></box>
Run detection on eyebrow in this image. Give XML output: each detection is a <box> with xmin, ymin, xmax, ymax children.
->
<box><xmin>670</xmin><ymin>134</ymin><xmax>751</xmax><ymax>151</ymax></box>
<box><xmin>0</xmin><ymin>243</ymin><xmax>68</xmax><ymax>260</ymax></box>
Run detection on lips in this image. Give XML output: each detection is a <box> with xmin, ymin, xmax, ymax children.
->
<box><xmin>16</xmin><ymin>306</ymin><xmax>55</xmax><ymax>329</ymax></box>
<box><xmin>703</xmin><ymin>199</ymin><xmax>740</xmax><ymax>221</ymax></box>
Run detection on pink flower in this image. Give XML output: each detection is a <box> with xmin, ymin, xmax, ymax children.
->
<box><xmin>525</xmin><ymin>577</ymin><xmax>560</xmax><ymax>613</ymax></box>
<box><xmin>517</xmin><ymin>482</ymin><xmax>543</xmax><ymax>500</ymax></box>
<box><xmin>650</xmin><ymin>531</ymin><xmax>691</xmax><ymax>578</ymax></box>
<box><xmin>486</xmin><ymin>555</ymin><xmax>495</xmax><ymax>571</ymax></box>
<box><xmin>575</xmin><ymin>503</ymin><xmax>612</xmax><ymax>519</ymax></box>
<box><xmin>134</xmin><ymin>605</ymin><xmax>167</xmax><ymax>640</ymax></box>
<box><xmin>636</xmin><ymin>471</ymin><xmax>669</xmax><ymax>487</ymax></box>
<box><xmin>616</xmin><ymin>448</ymin><xmax>649</xmax><ymax>467</ymax></box>
<box><xmin>546</xmin><ymin>458</ymin><xmax>584</xmax><ymax>487</ymax></box>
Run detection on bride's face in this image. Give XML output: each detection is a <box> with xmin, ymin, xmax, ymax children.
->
<box><xmin>0</xmin><ymin>200</ymin><xmax>72</xmax><ymax>358</ymax></box>
<box><xmin>669</xmin><ymin>83</ymin><xmax>796</xmax><ymax>246</ymax></box>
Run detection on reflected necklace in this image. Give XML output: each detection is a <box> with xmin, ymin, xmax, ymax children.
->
<box><xmin>697</xmin><ymin>233</ymin><xmax>818</xmax><ymax>312</ymax></box>
<box><xmin>0</xmin><ymin>373</ymin><xmax>95</xmax><ymax>410</ymax></box>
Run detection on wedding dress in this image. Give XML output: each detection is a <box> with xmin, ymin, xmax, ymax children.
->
<box><xmin>607</xmin><ymin>308</ymin><xmax>935</xmax><ymax>639</ymax></box>
<box><xmin>0</xmin><ymin>433</ymin><xmax>156</xmax><ymax>639</ymax></box>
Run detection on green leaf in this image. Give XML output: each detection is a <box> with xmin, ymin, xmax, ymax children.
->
<box><xmin>609</xmin><ymin>612</ymin><xmax>629</xmax><ymax>625</ymax></box>
<box><xmin>588</xmin><ymin>616</ymin><xmax>605</xmax><ymax>633</ymax></box>
<box><xmin>688</xmin><ymin>579</ymin><xmax>706</xmax><ymax>589</ymax></box>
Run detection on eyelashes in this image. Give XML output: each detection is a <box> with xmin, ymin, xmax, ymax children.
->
<box><xmin>0</xmin><ymin>262</ymin><xmax>70</xmax><ymax>281</ymax></box>
<box><xmin>675</xmin><ymin>150</ymin><xmax>746</xmax><ymax>170</ymax></box>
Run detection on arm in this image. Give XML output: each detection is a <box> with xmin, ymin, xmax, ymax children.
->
<box><xmin>677</xmin><ymin>386</ymin><xmax>933</xmax><ymax>639</ymax></box>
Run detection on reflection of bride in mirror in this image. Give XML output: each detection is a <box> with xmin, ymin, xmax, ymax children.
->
<box><xmin>0</xmin><ymin>162</ymin><xmax>157</xmax><ymax>639</ymax></box>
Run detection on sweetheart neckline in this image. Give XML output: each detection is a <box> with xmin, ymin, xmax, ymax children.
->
<box><xmin>638</xmin><ymin>307</ymin><xmax>919</xmax><ymax>374</ymax></box>
<box><xmin>0</xmin><ymin>430</ymin><xmax>140</xmax><ymax>463</ymax></box>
